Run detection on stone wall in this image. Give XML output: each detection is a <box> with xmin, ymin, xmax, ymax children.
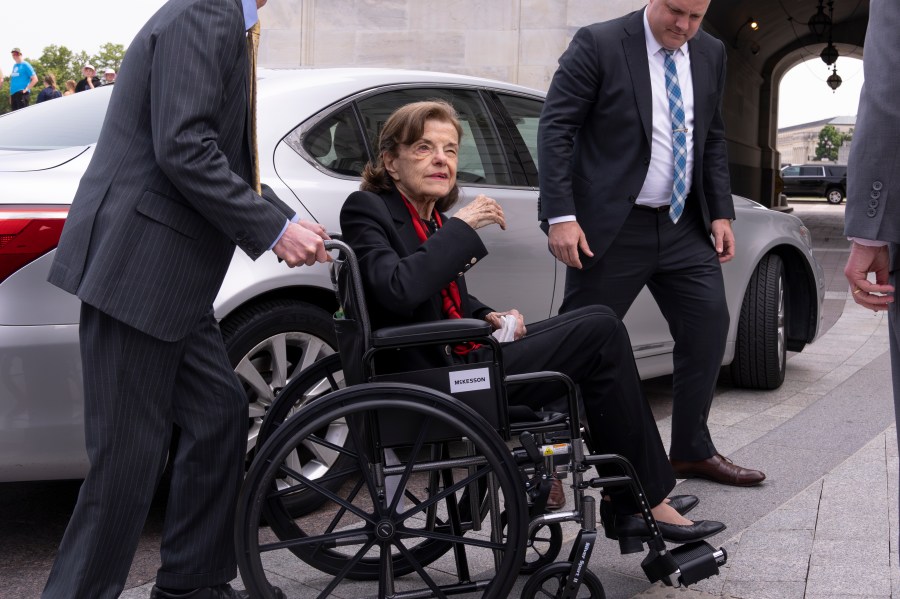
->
<box><xmin>259</xmin><ymin>0</ymin><xmax>649</xmax><ymax>91</ymax></box>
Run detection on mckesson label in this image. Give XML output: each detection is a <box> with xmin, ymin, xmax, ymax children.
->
<box><xmin>449</xmin><ymin>368</ymin><xmax>491</xmax><ymax>393</ymax></box>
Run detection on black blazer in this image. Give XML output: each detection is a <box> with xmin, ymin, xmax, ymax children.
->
<box><xmin>340</xmin><ymin>187</ymin><xmax>492</xmax><ymax>370</ymax></box>
<box><xmin>537</xmin><ymin>9</ymin><xmax>734</xmax><ymax>267</ymax></box>
<box><xmin>48</xmin><ymin>0</ymin><xmax>294</xmax><ymax>342</ymax></box>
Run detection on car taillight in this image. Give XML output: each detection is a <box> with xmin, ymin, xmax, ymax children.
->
<box><xmin>0</xmin><ymin>206</ymin><xmax>69</xmax><ymax>284</ymax></box>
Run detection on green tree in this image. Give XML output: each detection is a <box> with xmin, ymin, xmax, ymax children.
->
<box><xmin>814</xmin><ymin>124</ymin><xmax>845</xmax><ymax>162</ymax></box>
<box><xmin>0</xmin><ymin>42</ymin><xmax>127</xmax><ymax>116</ymax></box>
<box><xmin>94</xmin><ymin>43</ymin><xmax>126</xmax><ymax>74</ymax></box>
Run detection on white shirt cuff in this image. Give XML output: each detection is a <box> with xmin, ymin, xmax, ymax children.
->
<box><xmin>268</xmin><ymin>219</ymin><xmax>291</xmax><ymax>251</ymax></box>
<box><xmin>548</xmin><ymin>215</ymin><xmax>577</xmax><ymax>225</ymax></box>
<box><xmin>848</xmin><ymin>237</ymin><xmax>889</xmax><ymax>247</ymax></box>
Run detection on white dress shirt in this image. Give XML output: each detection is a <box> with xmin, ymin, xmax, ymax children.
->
<box><xmin>636</xmin><ymin>10</ymin><xmax>695</xmax><ymax>208</ymax></box>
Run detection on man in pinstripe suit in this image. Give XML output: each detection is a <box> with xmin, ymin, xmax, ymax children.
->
<box><xmin>43</xmin><ymin>0</ymin><xmax>326</xmax><ymax>597</ymax></box>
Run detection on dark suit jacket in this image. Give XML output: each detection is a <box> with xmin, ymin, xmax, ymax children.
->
<box><xmin>537</xmin><ymin>9</ymin><xmax>735</xmax><ymax>267</ymax></box>
<box><xmin>48</xmin><ymin>0</ymin><xmax>293</xmax><ymax>342</ymax></box>
<box><xmin>844</xmin><ymin>0</ymin><xmax>900</xmax><ymax>270</ymax></box>
<box><xmin>339</xmin><ymin>187</ymin><xmax>491</xmax><ymax>370</ymax></box>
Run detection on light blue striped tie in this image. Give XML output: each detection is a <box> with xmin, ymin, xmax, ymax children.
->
<box><xmin>663</xmin><ymin>49</ymin><xmax>687</xmax><ymax>224</ymax></box>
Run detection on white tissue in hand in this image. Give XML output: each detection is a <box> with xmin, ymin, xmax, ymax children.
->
<box><xmin>491</xmin><ymin>314</ymin><xmax>518</xmax><ymax>342</ymax></box>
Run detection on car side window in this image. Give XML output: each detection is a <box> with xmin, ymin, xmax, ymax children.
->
<box><xmin>298</xmin><ymin>106</ymin><xmax>369</xmax><ymax>177</ymax></box>
<box><xmin>799</xmin><ymin>166</ymin><xmax>821</xmax><ymax>176</ymax></box>
<box><xmin>494</xmin><ymin>94</ymin><xmax>542</xmax><ymax>173</ymax></box>
<box><xmin>355</xmin><ymin>88</ymin><xmax>511</xmax><ymax>186</ymax></box>
<box><xmin>782</xmin><ymin>166</ymin><xmax>800</xmax><ymax>177</ymax></box>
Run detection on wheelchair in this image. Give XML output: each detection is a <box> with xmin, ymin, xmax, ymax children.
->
<box><xmin>234</xmin><ymin>239</ymin><xmax>727</xmax><ymax>598</ymax></box>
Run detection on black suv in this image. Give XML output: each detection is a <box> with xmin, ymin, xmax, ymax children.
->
<box><xmin>780</xmin><ymin>164</ymin><xmax>847</xmax><ymax>204</ymax></box>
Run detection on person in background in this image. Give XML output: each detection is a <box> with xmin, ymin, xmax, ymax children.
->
<box><xmin>63</xmin><ymin>79</ymin><xmax>76</xmax><ymax>96</ymax></box>
<box><xmin>36</xmin><ymin>74</ymin><xmax>62</xmax><ymax>103</ymax></box>
<box><xmin>102</xmin><ymin>68</ymin><xmax>116</xmax><ymax>85</ymax></box>
<box><xmin>74</xmin><ymin>63</ymin><xmax>101</xmax><ymax>92</ymax></box>
<box><xmin>9</xmin><ymin>47</ymin><xmax>38</xmax><ymax>110</ymax></box>
<box><xmin>537</xmin><ymin>0</ymin><xmax>765</xmax><ymax>487</ymax></box>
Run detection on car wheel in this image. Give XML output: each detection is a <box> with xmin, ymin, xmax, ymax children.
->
<box><xmin>730</xmin><ymin>254</ymin><xmax>786</xmax><ymax>390</ymax></box>
<box><xmin>826</xmin><ymin>187</ymin><xmax>844</xmax><ymax>204</ymax></box>
<box><xmin>220</xmin><ymin>298</ymin><xmax>337</xmax><ymax>462</ymax></box>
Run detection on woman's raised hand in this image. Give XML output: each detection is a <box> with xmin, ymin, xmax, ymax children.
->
<box><xmin>453</xmin><ymin>194</ymin><xmax>506</xmax><ymax>230</ymax></box>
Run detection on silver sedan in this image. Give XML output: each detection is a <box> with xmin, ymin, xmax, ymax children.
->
<box><xmin>0</xmin><ymin>68</ymin><xmax>823</xmax><ymax>499</ymax></box>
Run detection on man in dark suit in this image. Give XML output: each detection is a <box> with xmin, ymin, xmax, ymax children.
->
<box><xmin>538</xmin><ymin>0</ymin><xmax>765</xmax><ymax>486</ymax></box>
<box><xmin>42</xmin><ymin>0</ymin><xmax>327</xmax><ymax>598</ymax></box>
<box><xmin>843</xmin><ymin>0</ymin><xmax>899</xmax><ymax>539</ymax></box>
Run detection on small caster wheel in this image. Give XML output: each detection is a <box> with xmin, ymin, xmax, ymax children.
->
<box><xmin>521</xmin><ymin>561</ymin><xmax>606</xmax><ymax>599</ymax></box>
<box><xmin>501</xmin><ymin>511</ymin><xmax>562</xmax><ymax>574</ymax></box>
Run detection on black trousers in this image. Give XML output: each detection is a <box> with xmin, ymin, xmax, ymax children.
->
<box><xmin>466</xmin><ymin>305</ymin><xmax>675</xmax><ymax>513</ymax></box>
<box><xmin>561</xmin><ymin>203</ymin><xmax>729</xmax><ymax>461</ymax></box>
<box><xmin>11</xmin><ymin>90</ymin><xmax>30</xmax><ymax>110</ymax></box>
<box><xmin>43</xmin><ymin>304</ymin><xmax>247</xmax><ymax>598</ymax></box>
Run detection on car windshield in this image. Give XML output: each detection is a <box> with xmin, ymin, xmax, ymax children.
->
<box><xmin>0</xmin><ymin>86</ymin><xmax>112</xmax><ymax>151</ymax></box>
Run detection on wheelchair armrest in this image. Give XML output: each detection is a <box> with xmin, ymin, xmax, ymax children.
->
<box><xmin>372</xmin><ymin>318</ymin><xmax>492</xmax><ymax>348</ymax></box>
<box><xmin>505</xmin><ymin>371</ymin><xmax>577</xmax><ymax>395</ymax></box>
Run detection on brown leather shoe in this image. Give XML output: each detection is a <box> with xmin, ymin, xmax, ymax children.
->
<box><xmin>546</xmin><ymin>476</ymin><xmax>566</xmax><ymax>510</ymax></box>
<box><xmin>670</xmin><ymin>453</ymin><xmax>766</xmax><ymax>487</ymax></box>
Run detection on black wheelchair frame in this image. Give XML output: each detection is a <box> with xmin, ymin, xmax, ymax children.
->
<box><xmin>234</xmin><ymin>239</ymin><xmax>726</xmax><ymax>598</ymax></box>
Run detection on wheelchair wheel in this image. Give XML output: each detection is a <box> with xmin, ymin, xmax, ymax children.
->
<box><xmin>255</xmin><ymin>353</ymin><xmax>350</xmax><ymax>516</ymax></box>
<box><xmin>236</xmin><ymin>382</ymin><xmax>527</xmax><ymax>598</ymax></box>
<box><xmin>521</xmin><ymin>561</ymin><xmax>606</xmax><ymax>599</ymax></box>
<box><xmin>501</xmin><ymin>511</ymin><xmax>562</xmax><ymax>574</ymax></box>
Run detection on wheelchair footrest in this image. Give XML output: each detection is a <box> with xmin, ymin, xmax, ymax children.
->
<box><xmin>641</xmin><ymin>541</ymin><xmax>727</xmax><ymax>587</ymax></box>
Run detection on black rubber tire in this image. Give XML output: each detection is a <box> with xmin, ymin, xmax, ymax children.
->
<box><xmin>256</xmin><ymin>353</ymin><xmax>352</xmax><ymax>516</ymax></box>
<box><xmin>236</xmin><ymin>383</ymin><xmax>526</xmax><ymax>598</ymax></box>
<box><xmin>500</xmin><ymin>511</ymin><xmax>562</xmax><ymax>574</ymax></box>
<box><xmin>730</xmin><ymin>254</ymin><xmax>786</xmax><ymax>390</ymax></box>
<box><xmin>521</xmin><ymin>561</ymin><xmax>606</xmax><ymax>599</ymax></box>
<box><xmin>221</xmin><ymin>298</ymin><xmax>337</xmax><ymax>515</ymax></box>
<box><xmin>825</xmin><ymin>187</ymin><xmax>844</xmax><ymax>204</ymax></box>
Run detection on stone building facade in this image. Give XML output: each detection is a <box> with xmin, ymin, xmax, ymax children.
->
<box><xmin>257</xmin><ymin>0</ymin><xmax>651</xmax><ymax>92</ymax></box>
<box><xmin>776</xmin><ymin>115</ymin><xmax>855</xmax><ymax>166</ymax></box>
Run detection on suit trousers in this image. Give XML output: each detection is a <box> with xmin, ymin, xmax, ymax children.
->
<box><xmin>466</xmin><ymin>305</ymin><xmax>675</xmax><ymax>513</ymax></box>
<box><xmin>560</xmin><ymin>203</ymin><xmax>729</xmax><ymax>461</ymax></box>
<box><xmin>42</xmin><ymin>304</ymin><xmax>247</xmax><ymax>599</ymax></box>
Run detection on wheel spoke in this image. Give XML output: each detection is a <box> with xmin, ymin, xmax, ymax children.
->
<box><xmin>398</xmin><ymin>464</ymin><xmax>490</xmax><ymax>521</ymax></box>
<box><xmin>397</xmin><ymin>525</ymin><xmax>506</xmax><ymax>551</ymax></box>
<box><xmin>295</xmin><ymin>336</ymin><xmax>327</xmax><ymax>376</ymax></box>
<box><xmin>393</xmin><ymin>538</ymin><xmax>449</xmax><ymax>599</ymax></box>
<box><xmin>276</xmin><ymin>463</ymin><xmax>376</xmax><ymax>525</ymax></box>
<box><xmin>236</xmin><ymin>356</ymin><xmax>274</xmax><ymax>404</ymax></box>
<box><xmin>268</xmin><ymin>333</ymin><xmax>289</xmax><ymax>390</ymax></box>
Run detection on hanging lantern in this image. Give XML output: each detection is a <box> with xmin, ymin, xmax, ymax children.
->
<box><xmin>808</xmin><ymin>2</ymin><xmax>831</xmax><ymax>37</ymax></box>
<box><xmin>820</xmin><ymin>42</ymin><xmax>839</xmax><ymax>65</ymax></box>
<box><xmin>826</xmin><ymin>66</ymin><xmax>842</xmax><ymax>91</ymax></box>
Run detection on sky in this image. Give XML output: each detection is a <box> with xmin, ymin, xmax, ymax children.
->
<box><xmin>1</xmin><ymin>0</ymin><xmax>863</xmax><ymax>130</ymax></box>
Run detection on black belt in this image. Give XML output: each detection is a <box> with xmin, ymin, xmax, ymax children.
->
<box><xmin>633</xmin><ymin>204</ymin><xmax>669</xmax><ymax>213</ymax></box>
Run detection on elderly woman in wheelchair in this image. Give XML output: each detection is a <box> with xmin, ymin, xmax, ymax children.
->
<box><xmin>234</xmin><ymin>99</ymin><xmax>728</xmax><ymax>599</ymax></box>
<box><xmin>339</xmin><ymin>99</ymin><xmax>724</xmax><ymax>546</ymax></box>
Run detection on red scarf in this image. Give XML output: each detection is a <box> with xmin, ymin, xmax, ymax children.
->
<box><xmin>400</xmin><ymin>195</ymin><xmax>480</xmax><ymax>356</ymax></box>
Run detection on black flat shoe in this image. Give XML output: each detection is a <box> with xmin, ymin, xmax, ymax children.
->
<box><xmin>598</xmin><ymin>494</ymin><xmax>696</xmax><ymax>530</ymax></box>
<box><xmin>602</xmin><ymin>511</ymin><xmax>726</xmax><ymax>554</ymax></box>
<box><xmin>667</xmin><ymin>494</ymin><xmax>699</xmax><ymax>516</ymax></box>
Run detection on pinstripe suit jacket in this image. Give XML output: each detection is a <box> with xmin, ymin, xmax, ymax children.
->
<box><xmin>844</xmin><ymin>0</ymin><xmax>900</xmax><ymax>270</ymax></box>
<box><xmin>48</xmin><ymin>0</ymin><xmax>292</xmax><ymax>342</ymax></box>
